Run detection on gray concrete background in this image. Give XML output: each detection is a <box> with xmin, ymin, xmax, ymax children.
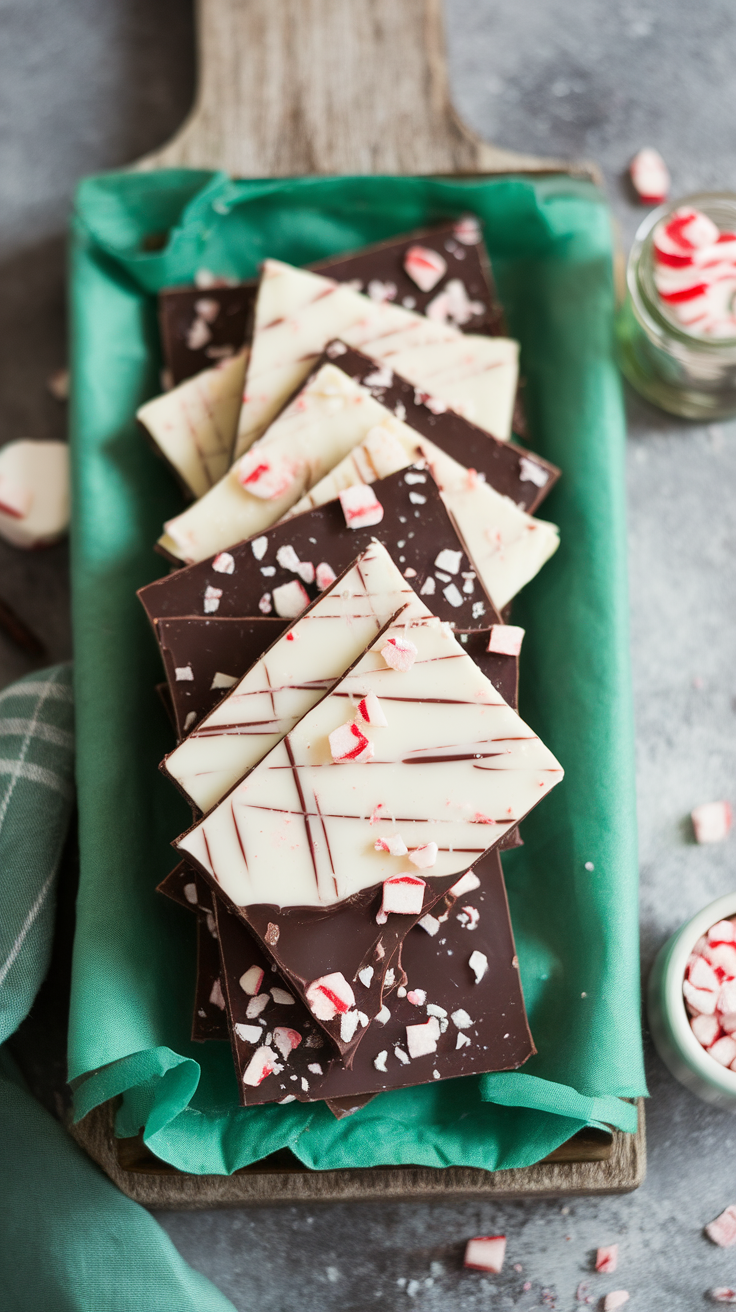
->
<box><xmin>4</xmin><ymin>1</ymin><xmax>736</xmax><ymax>1307</ymax></box>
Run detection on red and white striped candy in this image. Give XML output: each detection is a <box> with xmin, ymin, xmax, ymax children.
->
<box><xmin>684</xmin><ymin>979</ymin><xmax>718</xmax><ymax>1015</ymax></box>
<box><xmin>706</xmin><ymin>1204</ymin><xmax>736</xmax><ymax>1248</ymax></box>
<box><xmin>692</xmin><ymin>801</ymin><xmax>732</xmax><ymax>844</ymax></box>
<box><xmin>689</xmin><ymin>955</ymin><xmax>719</xmax><ymax>992</ymax></box>
<box><xmin>357</xmin><ymin>691</ymin><xmax>388</xmax><ymax>727</ymax></box>
<box><xmin>603</xmin><ymin>1294</ymin><xmax>629</xmax><ymax>1312</ymax></box>
<box><xmin>403</xmin><ymin>245</ymin><xmax>447</xmax><ymax>293</ymax></box>
<box><xmin>709</xmin><ymin>919</ymin><xmax>736</xmax><ymax>945</ymax></box>
<box><xmin>705</xmin><ymin>941</ymin><xmax>736</xmax><ymax>977</ymax></box>
<box><xmin>709</xmin><ymin>1035</ymin><xmax>736</xmax><ymax>1068</ymax></box>
<box><xmin>595</xmin><ymin>1244</ymin><xmax>618</xmax><ymax>1274</ymax></box>
<box><xmin>380</xmin><ymin>874</ymin><xmax>426</xmax><ymax>917</ymax></box>
<box><xmin>315</xmin><ymin>561</ymin><xmax>336</xmax><ymax>590</ymax></box>
<box><xmin>463</xmin><ymin>1235</ymin><xmax>506</xmax><ymax>1273</ymax></box>
<box><xmin>338</xmin><ymin>483</ymin><xmax>384</xmax><ymax>529</ymax></box>
<box><xmin>691</xmin><ymin>1013</ymin><xmax>720</xmax><ymax>1047</ymax></box>
<box><xmin>653</xmin><ymin>208</ymin><xmax>736</xmax><ymax>338</ymax></box>
<box><xmin>243</xmin><ymin>1045</ymin><xmax>282</xmax><ymax>1087</ymax></box>
<box><xmin>380</xmin><ymin>635</ymin><xmax>418</xmax><ymax>672</ymax></box>
<box><xmin>630</xmin><ymin>148</ymin><xmax>670</xmax><ymax>205</ymax></box>
<box><xmin>374</xmin><ymin>833</ymin><xmax>408</xmax><ymax>856</ymax></box>
<box><xmin>237</xmin><ymin>450</ymin><xmax>299</xmax><ymax>499</ymax></box>
<box><xmin>272</xmin><ymin>1027</ymin><xmax>302</xmax><ymax>1060</ymax></box>
<box><xmin>408</xmin><ymin>842</ymin><xmax>438</xmax><ymax>869</ymax></box>
<box><xmin>239</xmin><ymin>965</ymin><xmax>264</xmax><ymax>996</ymax></box>
<box><xmin>328</xmin><ymin>719</ymin><xmax>375</xmax><ymax>763</ymax></box>
<box><xmin>305</xmin><ymin>972</ymin><xmax>355</xmax><ymax>1021</ymax></box>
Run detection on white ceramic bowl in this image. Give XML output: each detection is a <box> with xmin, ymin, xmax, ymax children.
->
<box><xmin>648</xmin><ymin>892</ymin><xmax>736</xmax><ymax>1112</ymax></box>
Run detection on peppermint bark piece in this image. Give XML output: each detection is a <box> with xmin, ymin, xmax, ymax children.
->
<box><xmin>232</xmin><ymin>258</ymin><xmax>518</xmax><ymax>460</ymax></box>
<box><xmin>175</xmin><ymin>609</ymin><xmax>562</xmax><ymax>908</ymax></box>
<box><xmin>158</xmin><ymin>284</ymin><xmax>256</xmax><ymax>385</ymax></box>
<box><xmin>161</xmin><ymin>542</ymin><xmax>424</xmax><ymax>813</ymax></box>
<box><xmin>139</xmin><ymin>464</ymin><xmax>501</xmax><ymax>633</ymax></box>
<box><xmin>137</xmin><ymin>350</ymin><xmax>248</xmax><ymax>500</ymax></box>
<box><xmin>158</xmin><ymin>615</ymin><xmax>288</xmax><ymax>740</ymax></box>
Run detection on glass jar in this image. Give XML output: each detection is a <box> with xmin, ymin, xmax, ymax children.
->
<box><xmin>617</xmin><ymin>192</ymin><xmax>736</xmax><ymax>419</ymax></box>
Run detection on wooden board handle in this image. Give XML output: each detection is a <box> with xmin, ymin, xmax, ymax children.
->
<box><xmin>137</xmin><ymin>0</ymin><xmax>596</xmax><ymax>179</ymax></box>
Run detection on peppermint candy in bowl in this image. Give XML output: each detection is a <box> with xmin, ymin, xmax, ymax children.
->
<box><xmin>649</xmin><ymin>894</ymin><xmax>736</xmax><ymax>1111</ymax></box>
<box><xmin>617</xmin><ymin>193</ymin><xmax>736</xmax><ymax>419</ymax></box>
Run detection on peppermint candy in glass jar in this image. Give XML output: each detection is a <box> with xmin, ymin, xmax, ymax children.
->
<box><xmin>617</xmin><ymin>193</ymin><xmax>736</xmax><ymax>418</ymax></box>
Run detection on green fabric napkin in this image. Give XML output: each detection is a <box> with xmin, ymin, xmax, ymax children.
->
<box><xmin>68</xmin><ymin>170</ymin><xmax>646</xmax><ymax>1176</ymax></box>
<box><xmin>0</xmin><ymin>665</ymin><xmax>235</xmax><ymax>1311</ymax></box>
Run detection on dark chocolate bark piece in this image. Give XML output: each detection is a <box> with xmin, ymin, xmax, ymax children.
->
<box><xmin>159</xmin><ymin>285</ymin><xmax>256</xmax><ymax>386</ymax></box>
<box><xmin>158</xmin><ymin>615</ymin><xmax>288</xmax><ymax>739</ymax></box>
<box><xmin>139</xmin><ymin>463</ymin><xmax>502</xmax><ymax>632</ymax></box>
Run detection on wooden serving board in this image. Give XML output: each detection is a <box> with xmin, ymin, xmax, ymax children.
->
<box><xmin>70</xmin><ymin>0</ymin><xmax>637</xmax><ymax>1206</ymax></box>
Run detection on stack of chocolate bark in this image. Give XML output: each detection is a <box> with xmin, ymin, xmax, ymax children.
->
<box><xmin>137</xmin><ymin>219</ymin><xmax>564</xmax><ymax>1116</ymax></box>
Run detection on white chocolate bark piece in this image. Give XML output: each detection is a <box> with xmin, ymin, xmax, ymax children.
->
<box><xmin>159</xmin><ymin>364</ymin><xmax>422</xmax><ymax>564</ymax></box>
<box><xmin>163</xmin><ymin>541</ymin><xmax>425</xmax><ymax>813</ymax></box>
<box><xmin>235</xmin><ymin>260</ymin><xmax>518</xmax><ymax>458</ymax></box>
<box><xmin>0</xmin><ymin>440</ymin><xmax>69</xmax><ymax>549</ymax></box>
<box><xmin>137</xmin><ymin>350</ymin><xmax>248</xmax><ymax>499</ymax></box>
<box><xmin>357</xmin><ymin>335</ymin><xmax>519</xmax><ymax>442</ymax></box>
<box><xmin>176</xmin><ymin>610</ymin><xmax>563</xmax><ymax>909</ymax></box>
<box><xmin>287</xmin><ymin>426</ymin><xmax>558</xmax><ymax>611</ymax></box>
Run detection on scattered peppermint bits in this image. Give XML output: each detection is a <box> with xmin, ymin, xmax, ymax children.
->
<box><xmin>329</xmin><ymin>719</ymin><xmax>375</xmax><ymax>764</ymax></box>
<box><xmin>684</xmin><ymin>918</ymin><xmax>736</xmax><ymax>1069</ymax></box>
<box><xmin>305</xmin><ymin>972</ymin><xmax>355</xmax><ymax>1021</ymax></box>
<box><xmin>272</xmin><ymin>578</ymin><xmax>309</xmax><ymax>618</ymax></box>
<box><xmin>234</xmin><ymin>1022</ymin><xmax>263</xmax><ymax>1044</ymax></box>
<box><xmin>270</xmin><ymin>987</ymin><xmax>295</xmax><ymax>1006</ymax></box>
<box><xmin>518</xmin><ymin>456</ymin><xmax>549</xmax><ymax>488</ymax></box>
<box><xmin>418</xmin><ymin>913</ymin><xmax>440</xmax><ymax>936</ymax></box>
<box><xmin>595</xmin><ymin>1245</ymin><xmax>618</xmax><ymax>1274</ymax></box>
<box><xmin>203</xmin><ymin>585</ymin><xmax>222</xmax><ymax>614</ymax></box>
<box><xmin>454</xmin><ymin>215</ymin><xmax>482</xmax><ymax>245</ymax></box>
<box><xmin>174</xmin><ymin>665</ymin><xmax>194</xmax><ymax>682</ymax></box>
<box><xmin>237</xmin><ymin>450</ymin><xmax>298</xmax><ymax>499</ymax></box>
<box><xmin>374</xmin><ymin>833</ymin><xmax>408</xmax><ymax>856</ymax></box>
<box><xmin>357</xmin><ymin>966</ymin><xmax>374</xmax><ymax>988</ymax></box>
<box><xmin>273</xmin><ymin>1026</ymin><xmax>302</xmax><ymax>1059</ymax></box>
<box><xmin>357</xmin><ymin>691</ymin><xmax>388</xmax><ymax>727</ymax></box>
<box><xmin>380</xmin><ymin>636</ymin><xmax>418</xmax><ymax>672</ymax></box>
<box><xmin>315</xmin><ymin>561</ymin><xmax>336</xmax><ymax>590</ymax></box>
<box><xmin>469</xmin><ymin>950</ymin><xmax>488</xmax><ymax>984</ymax></box>
<box><xmin>434</xmin><ymin>548</ymin><xmax>463</xmax><ymax>575</ymax></box>
<box><xmin>338</xmin><ymin>482</ymin><xmax>384</xmax><ymax>530</ymax></box>
<box><xmin>630</xmin><ymin>147</ymin><xmax>670</xmax><ymax>205</ymax></box>
<box><xmin>706</xmin><ymin>1205</ymin><xmax>736</xmax><ymax>1248</ymax></box>
<box><xmin>378</xmin><ymin>874</ymin><xmax>426</xmax><ymax>921</ymax></box>
<box><xmin>451</xmin><ymin>1008</ymin><xmax>473</xmax><ymax>1030</ymax></box>
<box><xmin>457</xmin><ymin>905</ymin><xmax>480</xmax><ymax>930</ymax></box>
<box><xmin>443</xmin><ymin>583</ymin><xmax>463</xmax><ymax>608</ymax></box>
<box><xmin>211</xmin><ymin>550</ymin><xmax>235</xmax><ymax>574</ymax></box>
<box><xmin>245</xmin><ymin>993</ymin><xmax>269</xmax><ymax>1019</ymax></box>
<box><xmin>258</xmin><ymin>592</ymin><xmax>272</xmax><ymax>614</ymax></box>
<box><xmin>711</xmin><ymin>1289</ymin><xmax>736</xmax><ymax>1303</ymax></box>
<box><xmin>251</xmin><ymin>535</ymin><xmax>268</xmax><ymax>561</ymax></box>
<box><xmin>239</xmin><ymin>965</ymin><xmax>264</xmax><ymax>996</ymax></box>
<box><xmin>210</xmin><ymin>671</ymin><xmax>237</xmax><ymax>690</ymax></box>
<box><xmin>408</xmin><ymin>843</ymin><xmax>438</xmax><ymax>869</ymax></box>
<box><xmin>407</xmin><ymin>989</ymin><xmax>427</xmax><ymax>1007</ymax></box>
<box><xmin>487</xmin><ymin>625</ymin><xmax>525</xmax><ymax>657</ymax></box>
<box><xmin>243</xmin><ymin>1046</ymin><xmax>282</xmax><ymax>1087</ymax></box>
<box><xmin>602</xmin><ymin>1294</ymin><xmax>629</xmax><ymax>1311</ymax></box>
<box><xmin>374</xmin><ymin>1050</ymin><xmax>388</xmax><ymax>1072</ymax></box>
<box><xmin>692</xmin><ymin>801</ymin><xmax>732</xmax><ymax>844</ymax></box>
<box><xmin>420</xmin><ymin>577</ymin><xmax>436</xmax><ymax>596</ymax></box>
<box><xmin>406</xmin><ymin>1016</ymin><xmax>440</xmax><ymax>1058</ymax></box>
<box><xmin>463</xmin><ymin>1235</ymin><xmax>506</xmax><ymax>1273</ymax></box>
<box><xmin>403</xmin><ymin>245</ymin><xmax>447</xmax><ymax>292</ymax></box>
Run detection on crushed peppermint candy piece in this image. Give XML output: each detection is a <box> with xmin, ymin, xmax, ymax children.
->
<box><xmin>376</xmin><ymin>1005</ymin><xmax>391</xmax><ymax>1024</ymax></box>
<box><xmin>595</xmin><ymin>1245</ymin><xmax>618</xmax><ymax>1274</ymax></box>
<box><xmin>394</xmin><ymin>1046</ymin><xmax>410</xmax><ymax>1065</ymax></box>
<box><xmin>374</xmin><ymin>833</ymin><xmax>408</xmax><ymax>856</ymax></box>
<box><xmin>457</xmin><ymin>905</ymin><xmax>480</xmax><ymax>930</ymax></box>
<box><xmin>692</xmin><ymin>801</ymin><xmax>732</xmax><ymax>844</ymax></box>
<box><xmin>602</xmin><ymin>1294</ymin><xmax>629</xmax><ymax>1311</ymax></box>
<box><xmin>174</xmin><ymin>666</ymin><xmax>194</xmax><ymax>682</ymax></box>
<box><xmin>273</xmin><ymin>1027</ymin><xmax>302</xmax><ymax>1060</ymax></box>
<box><xmin>711</xmin><ymin>1289</ymin><xmax>736</xmax><ymax>1302</ymax></box>
<box><xmin>237</xmin><ymin>450</ymin><xmax>299</xmax><ymax>500</ymax></box>
<box><xmin>234</xmin><ymin>1022</ymin><xmax>263</xmax><ymax>1044</ymax></box>
<box><xmin>630</xmin><ymin>147</ymin><xmax>670</xmax><ymax>205</ymax></box>
<box><xmin>305</xmin><ymin>972</ymin><xmax>355</xmax><ymax>1021</ymax></box>
<box><xmin>450</xmin><ymin>871</ymin><xmax>481</xmax><ymax>898</ymax></box>
<box><xmin>407</xmin><ymin>989</ymin><xmax>427</xmax><ymax>1007</ymax></box>
<box><xmin>329</xmin><ymin>719</ymin><xmax>375</xmax><ymax>763</ymax></box>
<box><xmin>684</xmin><ymin>979</ymin><xmax>718</xmax><ymax>1015</ymax></box>
<box><xmin>487</xmin><ymin>625</ymin><xmax>525</xmax><ymax>657</ymax></box>
<box><xmin>341</xmin><ymin>1010</ymin><xmax>360</xmax><ymax>1042</ymax></box>
<box><xmin>374</xmin><ymin>1050</ymin><xmax>388</xmax><ymax>1072</ymax></box>
<box><xmin>363</xmin><ymin>364</ymin><xmax>394</xmax><ymax>390</ymax></box>
<box><xmin>406</xmin><ymin>1015</ymin><xmax>440</xmax><ymax>1059</ymax></box>
<box><xmin>454</xmin><ymin>215</ymin><xmax>482</xmax><ymax>245</ymax></box>
<box><xmin>707</xmin><ymin>1206</ymin><xmax>736</xmax><ymax>1247</ymax></box>
<box><xmin>456</xmin><ymin>1032</ymin><xmax>471</xmax><ymax>1049</ymax></box>
<box><xmin>251</xmin><ymin>536</ymin><xmax>268</xmax><ymax>561</ymax></box>
<box><xmin>358</xmin><ymin>966</ymin><xmax>374</xmax><ymax>988</ymax></box>
<box><xmin>434</xmin><ymin>548</ymin><xmax>463</xmax><ymax>574</ymax></box>
<box><xmin>245</xmin><ymin>993</ymin><xmax>269</xmax><ymax>1019</ymax></box>
<box><xmin>270</xmin><ymin>987</ymin><xmax>295</xmax><ymax>1006</ymax></box>
<box><xmin>451</xmin><ymin>1008</ymin><xmax>473</xmax><ymax>1030</ymax></box>
<box><xmin>379</xmin><ymin>874</ymin><xmax>426</xmax><ymax>920</ymax></box>
<box><xmin>203</xmin><ymin>585</ymin><xmax>222</xmax><ymax>614</ymax></box>
<box><xmin>710</xmin><ymin>1036</ymin><xmax>736</xmax><ymax>1067</ymax></box>
<box><xmin>243</xmin><ymin>1046</ymin><xmax>283</xmax><ymax>1087</ymax></box>
<box><xmin>409</xmin><ymin>843</ymin><xmax>438</xmax><ymax>869</ymax></box>
<box><xmin>418</xmin><ymin>913</ymin><xmax>440</xmax><ymax>936</ymax></box>
<box><xmin>469</xmin><ymin>950</ymin><xmax>488</xmax><ymax>983</ymax></box>
<box><xmin>307</xmin><ymin>1062</ymin><xmax>323</xmax><ymax>1075</ymax></box>
<box><xmin>518</xmin><ymin>456</ymin><xmax>550</xmax><ymax>488</ymax></box>
<box><xmin>691</xmin><ymin>1013</ymin><xmax>720</xmax><ymax>1047</ymax></box>
<box><xmin>367</xmin><ymin>279</ymin><xmax>397</xmax><ymax>303</ymax></box>
<box><xmin>357</xmin><ymin>691</ymin><xmax>388</xmax><ymax>727</ymax></box>
<box><xmin>209</xmin><ymin>978</ymin><xmax>225</xmax><ymax>1009</ymax></box>
<box><xmin>315</xmin><ymin>561</ymin><xmax>337</xmax><ymax>590</ymax></box>
<box><xmin>272</xmin><ymin>578</ymin><xmax>309</xmax><ymax>618</ymax></box>
<box><xmin>443</xmin><ymin>583</ymin><xmax>463</xmax><ymax>608</ymax></box>
<box><xmin>420</xmin><ymin>576</ymin><xmax>436</xmax><ymax>596</ymax></box>
<box><xmin>183</xmin><ymin>882</ymin><xmax>198</xmax><ymax>905</ymax></box>
<box><xmin>276</xmin><ymin>544</ymin><xmax>302</xmax><ymax>573</ymax></box>
<box><xmin>338</xmin><ymin>482</ymin><xmax>384</xmax><ymax>530</ymax></box>
<box><xmin>380</xmin><ymin>635</ymin><xmax>417</xmax><ymax>672</ymax></box>
<box><xmin>710</xmin><ymin>920</ymin><xmax>736</xmax><ymax>945</ymax></box>
<box><xmin>403</xmin><ymin>245</ymin><xmax>447</xmax><ymax>292</ymax></box>
<box><xmin>212</xmin><ymin>551</ymin><xmax>235</xmax><ymax>574</ymax></box>
<box><xmin>464</xmin><ymin>1235</ymin><xmax>506</xmax><ymax>1273</ymax></box>
<box><xmin>239</xmin><ymin>965</ymin><xmax>264</xmax><ymax>996</ymax></box>
<box><xmin>258</xmin><ymin>592</ymin><xmax>272</xmax><ymax>614</ymax></box>
<box><xmin>210</xmin><ymin>671</ymin><xmax>238</xmax><ymax>690</ymax></box>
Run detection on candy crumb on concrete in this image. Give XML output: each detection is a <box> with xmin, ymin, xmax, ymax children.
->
<box><xmin>692</xmin><ymin>801</ymin><xmax>732</xmax><ymax>844</ymax></box>
<box><xmin>711</xmin><ymin>1289</ymin><xmax>736</xmax><ymax>1302</ymax></box>
<box><xmin>603</xmin><ymin>1294</ymin><xmax>629</xmax><ymax>1311</ymax></box>
<box><xmin>706</xmin><ymin>1204</ymin><xmax>736</xmax><ymax>1247</ymax></box>
<box><xmin>463</xmin><ymin>1235</ymin><xmax>506</xmax><ymax>1273</ymax></box>
<box><xmin>595</xmin><ymin>1244</ymin><xmax>618</xmax><ymax>1273</ymax></box>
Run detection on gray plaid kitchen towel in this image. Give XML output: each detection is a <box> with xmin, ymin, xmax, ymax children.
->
<box><xmin>0</xmin><ymin>664</ymin><xmax>75</xmax><ymax>1046</ymax></box>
